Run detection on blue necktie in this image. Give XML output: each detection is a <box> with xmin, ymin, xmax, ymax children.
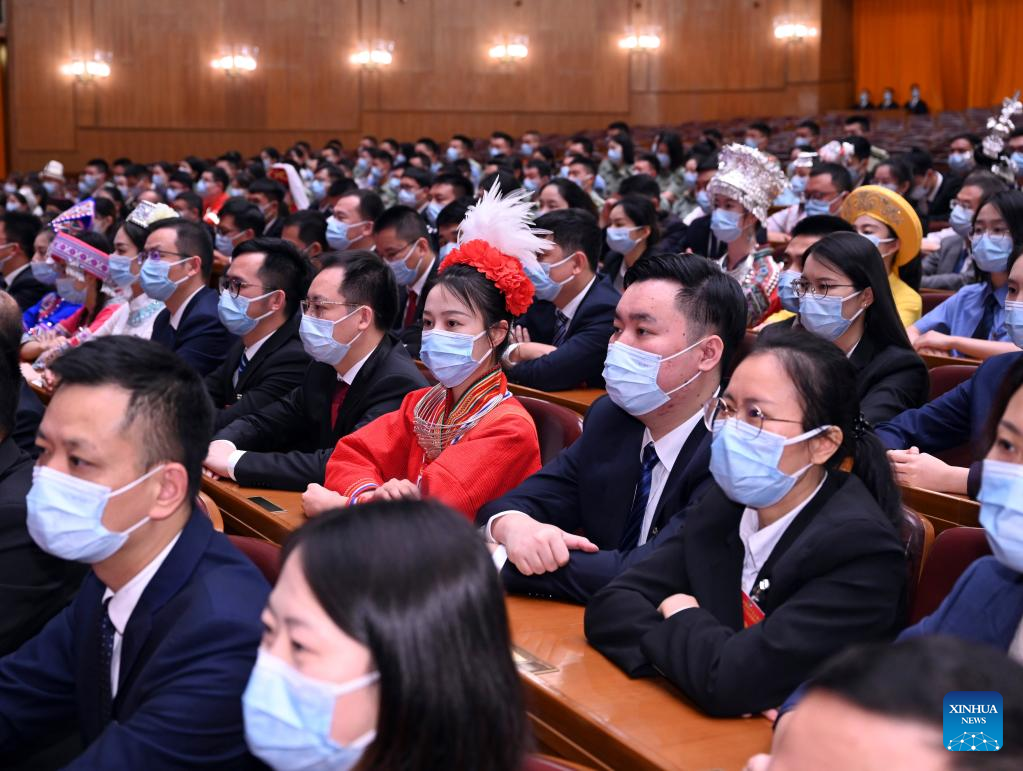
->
<box><xmin>619</xmin><ymin>442</ymin><xmax>658</xmax><ymax>550</ymax></box>
<box><xmin>972</xmin><ymin>293</ymin><xmax>999</xmax><ymax>340</ymax></box>
<box><xmin>98</xmin><ymin>598</ymin><xmax>115</xmax><ymax>723</ymax></box>
<box><xmin>234</xmin><ymin>353</ymin><xmax>250</xmax><ymax>386</ymax></box>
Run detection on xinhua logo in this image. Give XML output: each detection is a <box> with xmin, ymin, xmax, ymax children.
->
<box><xmin>944</xmin><ymin>691</ymin><xmax>1003</xmax><ymax>751</ymax></box>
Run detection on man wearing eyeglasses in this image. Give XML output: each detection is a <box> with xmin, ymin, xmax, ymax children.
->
<box><xmin>203</xmin><ymin>237</ymin><xmax>310</xmax><ymax>432</ymax></box>
<box><xmin>145</xmin><ymin>219</ymin><xmax>236</xmax><ymax>376</ymax></box>
<box><xmin>203</xmin><ymin>251</ymin><xmax>427</xmax><ymax>491</ymax></box>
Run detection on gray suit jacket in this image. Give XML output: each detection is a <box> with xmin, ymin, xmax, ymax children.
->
<box><xmin>922</xmin><ymin>235</ymin><xmax>972</xmax><ymax>291</ymax></box>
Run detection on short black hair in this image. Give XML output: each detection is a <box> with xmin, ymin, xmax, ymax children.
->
<box><xmin>402</xmin><ymin>166</ymin><xmax>433</xmax><ymax>191</ymax></box>
<box><xmin>842</xmin><ymin>135</ymin><xmax>872</xmax><ymax>160</ymax></box>
<box><xmin>174</xmin><ymin>191</ymin><xmax>203</xmax><ymax>215</ymax></box>
<box><xmin>525</xmin><ymin>159</ymin><xmax>552</xmax><ymax>179</ymax></box>
<box><xmin>436</xmin><ymin>197</ymin><xmax>472</xmax><ymax>230</ymax></box>
<box><xmin>568</xmin><ymin>135</ymin><xmax>594</xmax><ymax>155</ymax></box>
<box><xmin>415</xmin><ymin>136</ymin><xmax>439</xmax><ymax>154</ymax></box>
<box><xmin>535</xmin><ymin>209</ymin><xmax>602</xmax><ymax>272</ymax></box>
<box><xmin>3</xmin><ymin>211</ymin><xmax>42</xmax><ymax>257</ymax></box>
<box><xmin>607</xmin><ymin>120</ymin><xmax>631</xmax><ymax>135</ymax></box>
<box><xmin>480</xmin><ymin>170</ymin><xmax>521</xmax><ymax>194</ymax></box>
<box><xmin>810</xmin><ymin>162</ymin><xmax>854</xmax><ymax>192</ymax></box>
<box><xmin>124</xmin><ymin>163</ymin><xmax>149</xmax><ymax>181</ymax></box>
<box><xmin>905</xmin><ymin>147</ymin><xmax>934</xmax><ymax>176</ymax></box>
<box><xmin>283</xmin><ymin>210</ymin><xmax>328</xmax><ymax>250</ymax></box>
<box><xmin>806</xmin><ymin>636</ymin><xmax>1023</xmax><ymax>768</ymax></box>
<box><xmin>962</xmin><ymin>169</ymin><xmax>1010</xmax><ymax>199</ymax></box>
<box><xmin>843</xmin><ymin>114</ymin><xmax>871</xmax><ymax>132</ymax></box>
<box><xmin>432</xmin><ymin>173</ymin><xmax>474</xmax><ymax>199</ymax></box>
<box><xmin>49</xmin><ymin>336</ymin><xmax>214</xmax><ymax>499</ymax></box>
<box><xmin>339</xmin><ymin>189</ymin><xmax>384</xmax><ymax>224</ymax></box>
<box><xmin>146</xmin><ymin>219</ymin><xmax>214</xmax><ymax>280</ymax></box>
<box><xmin>319</xmin><ymin>250</ymin><xmax>398</xmax><ymax>332</ymax></box>
<box><xmin>168</xmin><ymin>171</ymin><xmax>193</xmax><ymax>189</ymax></box>
<box><xmin>790</xmin><ymin>215</ymin><xmax>855</xmax><ymax>239</ymax></box>
<box><xmin>951</xmin><ymin>132</ymin><xmax>982</xmax><ymax>149</ymax></box>
<box><xmin>490</xmin><ymin>131</ymin><xmax>514</xmax><ymax>146</ymax></box>
<box><xmin>568</xmin><ymin>156</ymin><xmax>598</xmax><ymax>176</ymax></box>
<box><xmin>233</xmin><ymin>237</ymin><xmax>311</xmax><ymax>317</ymax></box>
<box><xmin>619</xmin><ymin>174</ymin><xmax>662</xmax><ymax>201</ymax></box>
<box><xmin>748</xmin><ymin>121</ymin><xmax>772</xmax><ymax>137</ymax></box>
<box><xmin>86</xmin><ymin>158</ymin><xmax>110</xmax><ymax>174</ymax></box>
<box><xmin>247</xmin><ymin>177</ymin><xmax>286</xmax><ymax>205</ymax></box>
<box><xmin>797</xmin><ymin>119</ymin><xmax>821</xmax><ymax>136</ymax></box>
<box><xmin>635</xmin><ymin>151</ymin><xmax>662</xmax><ymax>174</ymax></box>
<box><xmin>696</xmin><ymin>152</ymin><xmax>720</xmax><ymax>173</ymax></box>
<box><xmin>451</xmin><ymin>134</ymin><xmax>474</xmax><ymax>150</ymax></box>
<box><xmin>625</xmin><ymin>254</ymin><xmax>747</xmax><ymax>371</ymax></box>
<box><xmin>373</xmin><ymin>205</ymin><xmax>430</xmax><ymax>244</ymax></box>
<box><xmin>219</xmin><ymin>197</ymin><xmax>265</xmax><ymax>237</ymax></box>
<box><xmin>205</xmin><ymin>166</ymin><xmax>229</xmax><ymax>189</ymax></box>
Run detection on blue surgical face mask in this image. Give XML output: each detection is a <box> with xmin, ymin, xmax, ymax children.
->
<box><xmin>948</xmin><ymin>151</ymin><xmax>973</xmax><ymax>173</ymax></box>
<box><xmin>326</xmin><ymin>216</ymin><xmax>367</xmax><ymax>251</ymax></box>
<box><xmin>196</xmin><ymin>179</ymin><xmax>210</xmax><ymax>196</ymax></box>
<box><xmin>488</xmin><ymin>146</ymin><xmax>501</xmax><ymax>158</ymax></box>
<box><xmin>972</xmin><ymin>233</ymin><xmax>1013</xmax><ymax>273</ymax></box>
<box><xmin>1005</xmin><ymin>300</ymin><xmax>1023</xmax><ymax>349</ymax></box>
<box><xmin>607</xmin><ymin>148</ymin><xmax>623</xmax><ymax>164</ymax></box>
<box><xmin>30</xmin><ymin>260</ymin><xmax>58</xmax><ymax>286</ymax></box>
<box><xmin>356</xmin><ymin>157</ymin><xmax>370</xmax><ymax>171</ymax></box>
<box><xmin>107</xmin><ymin>255</ymin><xmax>137</xmax><ymax>288</ymax></box>
<box><xmin>166</xmin><ymin>187</ymin><xmax>182</xmax><ymax>203</ymax></box>
<box><xmin>794</xmin><ymin>136</ymin><xmax>811</xmax><ymax>148</ymax></box>
<box><xmin>1012</xmin><ymin>152</ymin><xmax>1023</xmax><ymax>177</ymax></box>
<box><xmin>218</xmin><ymin>288</ymin><xmax>277</xmax><ymax>336</ymax></box>
<box><xmin>215</xmin><ymin>232</ymin><xmax>236</xmax><ymax>256</ymax></box>
<box><xmin>243</xmin><ymin>649</ymin><xmax>379</xmax><ymax>771</ymax></box>
<box><xmin>682</xmin><ymin>171</ymin><xmax>698</xmax><ymax>190</ymax></box>
<box><xmin>420</xmin><ymin>329</ymin><xmax>490</xmax><ymax>388</ymax></box>
<box><xmin>438</xmin><ymin>242</ymin><xmax>457</xmax><ymax>263</ymax></box>
<box><xmin>777</xmin><ymin>270</ymin><xmax>801</xmax><ymax>313</ymax></box>
<box><xmin>387</xmin><ymin>243</ymin><xmax>420</xmax><ymax>287</ymax></box>
<box><xmin>55</xmin><ymin>276</ymin><xmax>87</xmax><ymax>305</ymax></box>
<box><xmin>860</xmin><ymin>232</ymin><xmax>895</xmax><ymax>252</ymax></box>
<box><xmin>425</xmin><ymin>200</ymin><xmax>443</xmax><ymax>224</ymax></box>
<box><xmin>710</xmin><ymin>208</ymin><xmax>744</xmax><ymax>243</ymax></box>
<box><xmin>603</xmin><ymin>338</ymin><xmax>705</xmax><ymax>416</ymax></box>
<box><xmin>978</xmin><ymin>459</ymin><xmax>1023</xmax><ymax>572</ymax></box>
<box><xmin>520</xmin><ymin>143</ymin><xmax>534</xmax><ymax>157</ymax></box>
<box><xmin>522</xmin><ymin>177</ymin><xmax>540</xmax><ymax>193</ymax></box>
<box><xmin>140</xmin><ymin>256</ymin><xmax>191</xmax><ymax>301</ymax></box>
<box><xmin>804</xmin><ymin>197</ymin><xmax>836</xmax><ymax>218</ymax></box>
<box><xmin>525</xmin><ymin>254</ymin><xmax>574</xmax><ymax>303</ymax></box>
<box><xmin>949</xmin><ymin>203</ymin><xmax>974</xmax><ymax>238</ymax></box>
<box><xmin>709</xmin><ymin>418</ymin><xmax>829</xmax><ymax>508</ymax></box>
<box><xmin>397</xmin><ymin>188</ymin><xmax>419</xmax><ymax>208</ymax></box>
<box><xmin>790</xmin><ymin>175</ymin><xmax>808</xmax><ymax>194</ymax></box>
<box><xmin>656</xmin><ymin>152</ymin><xmax>671</xmax><ymax>169</ymax></box>
<box><xmin>744</xmin><ymin>137</ymin><xmax>760</xmax><ymax>149</ymax></box>
<box><xmin>43</xmin><ymin>180</ymin><xmax>59</xmax><ymax>196</ymax></box>
<box><xmin>606</xmin><ymin>225</ymin><xmax>641</xmax><ymax>254</ymax></box>
<box><xmin>387</xmin><ymin>176</ymin><xmax>401</xmax><ymax>191</ymax></box>
<box><xmin>395</xmin><ymin>153</ymin><xmax>407</xmax><ymax>165</ymax></box>
<box><xmin>310</xmin><ymin>179</ymin><xmax>327</xmax><ymax>202</ymax></box>
<box><xmin>696</xmin><ymin>189</ymin><xmax>712</xmax><ymax>213</ymax></box>
<box><xmin>446</xmin><ymin>146</ymin><xmax>461</xmax><ymax>163</ymax></box>
<box><xmin>558</xmin><ymin>164</ymin><xmax>571</xmax><ymax>178</ymax></box>
<box><xmin>6</xmin><ymin>202</ymin><xmax>19</xmax><ymax>212</ymax></box>
<box><xmin>26</xmin><ymin>464</ymin><xmax>163</xmax><ymax>563</ymax></box>
<box><xmin>299</xmin><ymin>306</ymin><xmax>364</xmax><ymax>367</ymax></box>
<box><xmin>799</xmin><ymin>290</ymin><xmax>865</xmax><ymax>342</ymax></box>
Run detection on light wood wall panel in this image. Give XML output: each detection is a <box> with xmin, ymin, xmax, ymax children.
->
<box><xmin>6</xmin><ymin>0</ymin><xmax>852</xmax><ymax>172</ymax></box>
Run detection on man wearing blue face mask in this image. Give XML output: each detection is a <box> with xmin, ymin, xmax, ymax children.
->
<box><xmin>947</xmin><ymin>134</ymin><xmax>980</xmax><ymax>179</ymax></box>
<box><xmin>0</xmin><ymin>336</ymin><xmax>269</xmax><ymax>769</ymax></box>
<box><xmin>204</xmin><ymin>238</ymin><xmax>310</xmax><ymax>432</ymax></box>
<box><xmin>447</xmin><ymin>134</ymin><xmax>483</xmax><ymax>183</ymax></box>
<box><xmin>373</xmin><ymin>206</ymin><xmax>438</xmax><ymax>358</ymax></box>
<box><xmin>146</xmin><ymin>219</ymin><xmax>237</xmax><ymax>376</ymax></box>
<box><xmin>212</xmin><ymin>198</ymin><xmax>264</xmax><ymax>273</ymax></box>
<box><xmin>1009</xmin><ymin>128</ymin><xmax>1023</xmax><ymax>186</ymax></box>
<box><xmin>204</xmin><ymin>253</ymin><xmax>426</xmax><ymax>490</ymax></box>
<box><xmin>396</xmin><ymin>167</ymin><xmax>433</xmax><ymax>220</ymax></box>
<box><xmin>480</xmin><ymin>255</ymin><xmax>746</xmax><ymax>603</ymax></box>
<box><xmin>766</xmin><ymin>162</ymin><xmax>853</xmax><ymax>241</ymax></box>
<box><xmin>503</xmin><ymin>209</ymin><xmax>618</xmax><ymax>391</ymax></box>
<box><xmin>0</xmin><ymin>210</ymin><xmax>49</xmax><ymax>311</ymax></box>
<box><xmin>327</xmin><ymin>191</ymin><xmax>381</xmax><ymax>253</ymax></box>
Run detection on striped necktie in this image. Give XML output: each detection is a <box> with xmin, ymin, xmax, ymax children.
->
<box><xmin>234</xmin><ymin>353</ymin><xmax>250</xmax><ymax>387</ymax></box>
<box><xmin>619</xmin><ymin>442</ymin><xmax>659</xmax><ymax>550</ymax></box>
<box><xmin>552</xmin><ymin>310</ymin><xmax>570</xmax><ymax>346</ymax></box>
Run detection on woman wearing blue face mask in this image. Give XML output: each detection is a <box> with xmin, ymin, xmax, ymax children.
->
<box><xmin>243</xmin><ymin>499</ymin><xmax>530</xmax><ymax>771</ymax></box>
<box><xmin>535</xmin><ymin>178</ymin><xmax>599</xmax><ymax>219</ymax></box>
<box><xmin>302</xmin><ymin>185</ymin><xmax>542</xmax><ymax>521</ymax></box>
<box><xmin>585</xmin><ymin>326</ymin><xmax>906</xmax><ymax>717</ymax></box>
<box><xmin>764</xmin><ymin>231</ymin><xmax>928</xmax><ymax>424</ymax></box>
<box><xmin>20</xmin><ymin>229</ymin><xmax>83</xmax><ymax>337</ymax></box>
<box><xmin>597</xmin><ymin>135</ymin><xmax>635</xmax><ymax>196</ymax></box>
<box><xmin>651</xmin><ymin>131</ymin><xmax>687</xmax><ymax>196</ymax></box>
<box><xmin>600</xmin><ymin>195</ymin><xmax>659</xmax><ymax>293</ymax></box>
<box><xmin>908</xmin><ymin>190</ymin><xmax>1023</xmax><ymax>362</ymax></box>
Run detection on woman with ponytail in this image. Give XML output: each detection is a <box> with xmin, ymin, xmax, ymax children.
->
<box><xmin>585</xmin><ymin>325</ymin><xmax>906</xmax><ymax>717</ymax></box>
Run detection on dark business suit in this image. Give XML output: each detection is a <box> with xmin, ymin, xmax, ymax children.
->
<box><xmin>3</xmin><ymin>267</ymin><xmax>50</xmax><ymax>312</ymax></box>
<box><xmin>875</xmin><ymin>351</ymin><xmax>1023</xmax><ymax>458</ymax></box>
<box><xmin>204</xmin><ymin>311</ymin><xmax>310</xmax><ymax>431</ymax></box>
<box><xmin>507</xmin><ymin>279</ymin><xmax>619</xmax><ymax>391</ymax></box>
<box><xmin>151</xmin><ymin>286</ymin><xmax>237</xmax><ymax>376</ymax></box>
<box><xmin>922</xmin><ymin>235</ymin><xmax>972</xmax><ymax>291</ymax></box>
<box><xmin>0</xmin><ymin>437</ymin><xmax>86</xmax><ymax>656</ymax></box>
<box><xmin>921</xmin><ymin>172</ymin><xmax>959</xmax><ymax>224</ymax></box>
<box><xmin>584</xmin><ymin>473</ymin><xmax>906</xmax><ymax>716</ymax></box>
<box><xmin>0</xmin><ymin>511</ymin><xmax>268</xmax><ymax>769</ymax></box>
<box><xmin>394</xmin><ymin>258</ymin><xmax>439</xmax><ymax>359</ymax></box>
<box><xmin>214</xmin><ymin>333</ymin><xmax>428</xmax><ymax>490</ymax></box>
<box><xmin>13</xmin><ymin>381</ymin><xmax>44</xmax><ymax>458</ymax></box>
<box><xmin>477</xmin><ymin>396</ymin><xmax>713</xmax><ymax>602</ymax></box>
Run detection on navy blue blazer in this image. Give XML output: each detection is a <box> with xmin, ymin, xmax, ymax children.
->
<box><xmin>477</xmin><ymin>396</ymin><xmax>713</xmax><ymax>602</ymax></box>
<box><xmin>875</xmin><ymin>351</ymin><xmax>1022</xmax><ymax>455</ymax></box>
<box><xmin>0</xmin><ymin>511</ymin><xmax>269</xmax><ymax>769</ymax></box>
<box><xmin>507</xmin><ymin>279</ymin><xmax>619</xmax><ymax>391</ymax></box>
<box><xmin>151</xmin><ymin>286</ymin><xmax>238</xmax><ymax>376</ymax></box>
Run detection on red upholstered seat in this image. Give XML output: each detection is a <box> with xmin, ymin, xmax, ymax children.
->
<box><xmin>900</xmin><ymin>506</ymin><xmax>935</xmax><ymax>617</ymax></box>
<box><xmin>909</xmin><ymin>526</ymin><xmax>990</xmax><ymax>624</ymax></box>
<box><xmin>517</xmin><ymin>396</ymin><xmax>584</xmax><ymax>465</ymax></box>
<box><xmin>228</xmin><ymin>535</ymin><xmax>283</xmax><ymax>585</ymax></box>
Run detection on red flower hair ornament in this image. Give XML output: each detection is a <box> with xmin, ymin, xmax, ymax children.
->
<box><xmin>439</xmin><ymin>183</ymin><xmax>552</xmax><ymax>317</ymax></box>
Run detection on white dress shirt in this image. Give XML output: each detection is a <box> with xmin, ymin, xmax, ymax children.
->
<box><xmin>101</xmin><ymin>533</ymin><xmax>181</xmax><ymax>697</ymax></box>
<box><xmin>168</xmin><ymin>286</ymin><xmax>204</xmax><ymax>330</ymax></box>
<box><xmin>738</xmin><ymin>474</ymin><xmax>827</xmax><ymax>594</ymax></box>
<box><xmin>233</xmin><ymin>330</ymin><xmax>275</xmax><ymax>387</ymax></box>
<box><xmin>2</xmin><ymin>262</ymin><xmax>30</xmax><ymax>287</ymax></box>
<box><xmin>559</xmin><ymin>277</ymin><xmax>595</xmax><ymax>324</ymax></box>
<box><xmin>409</xmin><ymin>256</ymin><xmax>435</xmax><ymax>299</ymax></box>
<box><xmin>637</xmin><ymin>408</ymin><xmax>704</xmax><ymax>546</ymax></box>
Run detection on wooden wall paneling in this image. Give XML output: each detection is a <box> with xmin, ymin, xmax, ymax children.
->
<box><xmin>818</xmin><ymin>0</ymin><xmax>853</xmax><ymax>111</ymax></box>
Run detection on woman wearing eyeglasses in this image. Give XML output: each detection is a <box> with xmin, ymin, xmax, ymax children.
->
<box><xmin>763</xmin><ymin>231</ymin><xmax>928</xmax><ymax>424</ymax></box>
<box><xmin>585</xmin><ymin>326</ymin><xmax>906</xmax><ymax>718</ymax></box>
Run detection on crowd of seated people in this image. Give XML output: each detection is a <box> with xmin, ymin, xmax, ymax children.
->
<box><xmin>3</xmin><ymin>104</ymin><xmax>1023</xmax><ymax>767</ymax></box>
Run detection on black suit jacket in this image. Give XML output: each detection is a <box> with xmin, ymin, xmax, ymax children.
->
<box><xmin>204</xmin><ymin>312</ymin><xmax>310</xmax><ymax>431</ymax></box>
<box><xmin>3</xmin><ymin>267</ymin><xmax>50</xmax><ymax>312</ymax></box>
<box><xmin>477</xmin><ymin>396</ymin><xmax>713</xmax><ymax>600</ymax></box>
<box><xmin>924</xmin><ymin>171</ymin><xmax>960</xmax><ymax>224</ymax></box>
<box><xmin>394</xmin><ymin>257</ymin><xmax>440</xmax><ymax>358</ymax></box>
<box><xmin>214</xmin><ymin>333</ymin><xmax>428</xmax><ymax>490</ymax></box>
<box><xmin>676</xmin><ymin>214</ymin><xmax>768</xmax><ymax>261</ymax></box>
<box><xmin>507</xmin><ymin>279</ymin><xmax>619</xmax><ymax>390</ymax></box>
<box><xmin>584</xmin><ymin>473</ymin><xmax>906</xmax><ymax>716</ymax></box>
<box><xmin>13</xmin><ymin>381</ymin><xmax>44</xmax><ymax>459</ymax></box>
<box><xmin>151</xmin><ymin>287</ymin><xmax>237</xmax><ymax>376</ymax></box>
<box><xmin>0</xmin><ymin>437</ymin><xmax>86</xmax><ymax>656</ymax></box>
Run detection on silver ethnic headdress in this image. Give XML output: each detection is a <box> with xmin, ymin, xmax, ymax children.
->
<box><xmin>707</xmin><ymin>143</ymin><xmax>786</xmax><ymax>223</ymax></box>
<box><xmin>982</xmin><ymin>91</ymin><xmax>1022</xmax><ymax>183</ymax></box>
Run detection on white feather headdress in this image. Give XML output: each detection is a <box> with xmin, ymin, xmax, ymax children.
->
<box><xmin>457</xmin><ymin>182</ymin><xmax>552</xmax><ymax>270</ymax></box>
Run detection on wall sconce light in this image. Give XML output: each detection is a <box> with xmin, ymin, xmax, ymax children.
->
<box><xmin>350</xmin><ymin>40</ymin><xmax>394</xmax><ymax>68</ymax></box>
<box><xmin>618</xmin><ymin>26</ymin><xmax>661</xmax><ymax>52</ymax></box>
<box><xmin>773</xmin><ymin>21</ymin><xmax>818</xmax><ymax>42</ymax></box>
<box><xmin>60</xmin><ymin>52</ymin><xmax>112</xmax><ymax>82</ymax></box>
<box><xmin>211</xmin><ymin>46</ymin><xmax>259</xmax><ymax>76</ymax></box>
<box><xmin>488</xmin><ymin>35</ymin><xmax>529</xmax><ymax>63</ymax></box>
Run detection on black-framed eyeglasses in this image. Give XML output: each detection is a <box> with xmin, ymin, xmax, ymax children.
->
<box><xmin>139</xmin><ymin>248</ymin><xmax>191</xmax><ymax>264</ymax></box>
<box><xmin>702</xmin><ymin>396</ymin><xmax>805</xmax><ymax>438</ymax></box>
<box><xmin>219</xmin><ymin>275</ymin><xmax>276</xmax><ymax>299</ymax></box>
<box><xmin>300</xmin><ymin>299</ymin><xmax>361</xmax><ymax>318</ymax></box>
<box><xmin>791</xmin><ymin>279</ymin><xmax>856</xmax><ymax>299</ymax></box>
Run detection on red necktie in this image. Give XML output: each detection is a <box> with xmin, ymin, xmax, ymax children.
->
<box><xmin>403</xmin><ymin>290</ymin><xmax>418</xmax><ymax>327</ymax></box>
<box><xmin>330</xmin><ymin>381</ymin><xmax>350</xmax><ymax>427</ymax></box>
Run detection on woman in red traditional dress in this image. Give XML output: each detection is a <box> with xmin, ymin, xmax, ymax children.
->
<box><xmin>302</xmin><ymin>185</ymin><xmax>545</xmax><ymax>520</ymax></box>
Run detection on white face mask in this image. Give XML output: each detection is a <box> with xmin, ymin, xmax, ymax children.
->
<box><xmin>26</xmin><ymin>464</ymin><xmax>164</xmax><ymax>563</ymax></box>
